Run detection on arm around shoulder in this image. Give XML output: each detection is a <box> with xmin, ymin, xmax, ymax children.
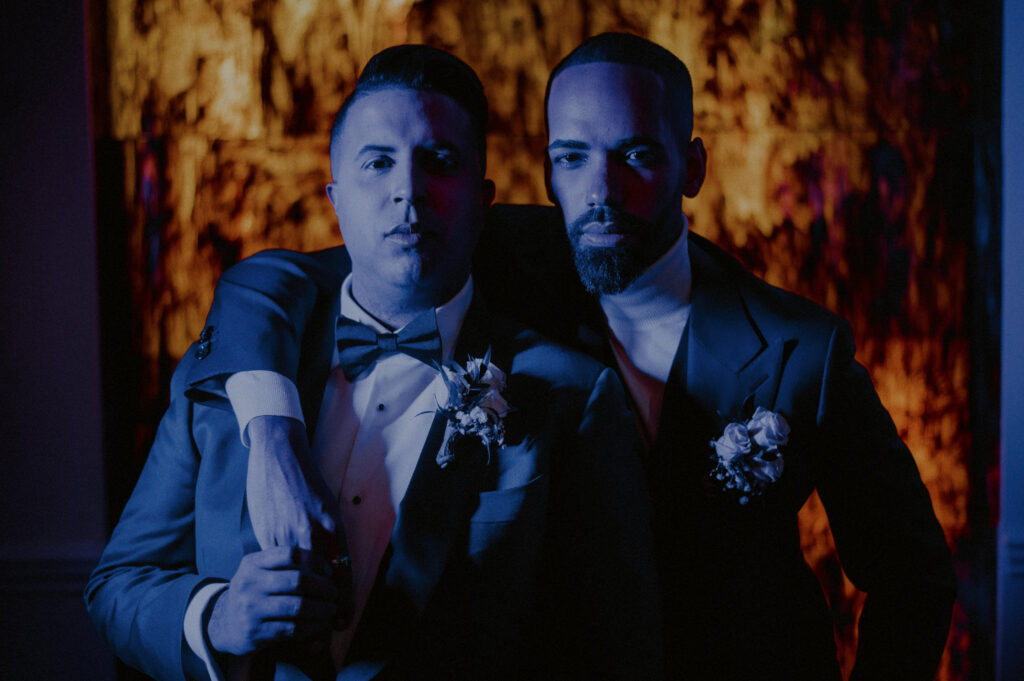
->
<box><xmin>185</xmin><ymin>248</ymin><xmax>347</xmax><ymax>400</ymax></box>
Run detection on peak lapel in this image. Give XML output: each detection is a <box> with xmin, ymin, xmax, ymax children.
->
<box><xmin>296</xmin><ymin>286</ymin><xmax>344</xmax><ymax>441</ymax></box>
<box><xmin>384</xmin><ymin>297</ymin><xmax>497</xmax><ymax>612</ymax></box>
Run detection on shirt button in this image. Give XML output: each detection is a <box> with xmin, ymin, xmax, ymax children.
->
<box><xmin>352</xmin><ymin>495</ymin><xmax>362</xmax><ymax>505</ymax></box>
<box><xmin>377</xmin><ymin>403</ymin><xmax>385</xmax><ymax>411</ymax></box>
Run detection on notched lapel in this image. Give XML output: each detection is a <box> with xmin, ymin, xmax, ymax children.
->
<box><xmin>686</xmin><ymin>240</ymin><xmax>790</xmax><ymax>422</ymax></box>
<box><xmin>737</xmin><ymin>337</ymin><xmax>786</xmax><ymax>413</ymax></box>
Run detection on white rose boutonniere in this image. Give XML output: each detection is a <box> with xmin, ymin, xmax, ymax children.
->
<box><xmin>434</xmin><ymin>348</ymin><xmax>511</xmax><ymax>469</ymax></box>
<box><xmin>709</xmin><ymin>407</ymin><xmax>790</xmax><ymax>504</ymax></box>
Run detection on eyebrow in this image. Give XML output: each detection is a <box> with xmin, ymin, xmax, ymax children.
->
<box><xmin>421</xmin><ymin>140</ymin><xmax>461</xmax><ymax>154</ymax></box>
<box><xmin>355</xmin><ymin>141</ymin><xmax>462</xmax><ymax>155</ymax></box>
<box><xmin>547</xmin><ymin>136</ymin><xmax>665</xmax><ymax>153</ymax></box>
<box><xmin>547</xmin><ymin>139</ymin><xmax>589</xmax><ymax>152</ymax></box>
<box><xmin>614</xmin><ymin>135</ymin><xmax>665</xmax><ymax>150</ymax></box>
<box><xmin>356</xmin><ymin>144</ymin><xmax>396</xmax><ymax>156</ymax></box>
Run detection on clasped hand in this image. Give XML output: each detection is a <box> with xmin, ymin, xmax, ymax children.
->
<box><xmin>207</xmin><ymin>547</ymin><xmax>338</xmax><ymax>656</ymax></box>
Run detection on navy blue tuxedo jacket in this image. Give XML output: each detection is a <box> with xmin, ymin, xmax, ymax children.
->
<box><xmin>85</xmin><ymin>245</ymin><xmax>662</xmax><ymax>681</ymax></box>
<box><xmin>187</xmin><ymin>205</ymin><xmax>956</xmax><ymax>681</ymax></box>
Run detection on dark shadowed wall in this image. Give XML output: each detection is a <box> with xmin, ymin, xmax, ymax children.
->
<box><xmin>0</xmin><ymin>0</ymin><xmax>114</xmax><ymax>678</ymax></box>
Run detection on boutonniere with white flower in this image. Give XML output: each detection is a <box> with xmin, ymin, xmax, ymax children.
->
<box><xmin>434</xmin><ymin>348</ymin><xmax>512</xmax><ymax>469</ymax></box>
<box><xmin>709</xmin><ymin>406</ymin><xmax>790</xmax><ymax>505</ymax></box>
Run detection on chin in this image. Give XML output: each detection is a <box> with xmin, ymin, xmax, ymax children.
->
<box><xmin>572</xmin><ymin>246</ymin><xmax>642</xmax><ymax>295</ymax></box>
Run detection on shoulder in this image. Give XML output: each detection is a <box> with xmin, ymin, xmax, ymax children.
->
<box><xmin>690</xmin><ymin>232</ymin><xmax>846</xmax><ymax>345</ymax></box>
<box><xmin>219</xmin><ymin>245</ymin><xmax>350</xmax><ymax>290</ymax></box>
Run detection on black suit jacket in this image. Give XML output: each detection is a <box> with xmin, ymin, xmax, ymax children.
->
<box><xmin>169</xmin><ymin>205</ymin><xmax>956</xmax><ymax>680</ymax></box>
<box><xmin>478</xmin><ymin>205</ymin><xmax>956</xmax><ymax>681</ymax></box>
<box><xmin>86</xmin><ymin>245</ymin><xmax>663</xmax><ymax>681</ymax></box>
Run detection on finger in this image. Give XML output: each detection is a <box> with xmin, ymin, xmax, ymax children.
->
<box><xmin>314</xmin><ymin>509</ymin><xmax>335</xmax><ymax>535</ymax></box>
<box><xmin>242</xmin><ymin>546</ymin><xmax>306</xmax><ymax>570</ymax></box>
<box><xmin>279</xmin><ymin>618</ymin><xmax>335</xmax><ymax>643</ymax></box>
<box><xmin>281</xmin><ymin>516</ymin><xmax>314</xmax><ymax>551</ymax></box>
<box><xmin>273</xmin><ymin>546</ymin><xmax>333</xmax><ymax>574</ymax></box>
<box><xmin>252</xmin><ymin>618</ymin><xmax>332</xmax><ymax>646</ymax></box>
<box><xmin>261</xmin><ymin>567</ymin><xmax>339</xmax><ymax>601</ymax></box>
<box><xmin>259</xmin><ymin>594</ymin><xmax>338</xmax><ymax>623</ymax></box>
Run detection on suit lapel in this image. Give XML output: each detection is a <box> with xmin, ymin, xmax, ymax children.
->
<box><xmin>384</xmin><ymin>296</ymin><xmax>497</xmax><ymax>612</ymax></box>
<box><xmin>682</xmin><ymin>237</ymin><xmax>786</xmax><ymax>425</ymax></box>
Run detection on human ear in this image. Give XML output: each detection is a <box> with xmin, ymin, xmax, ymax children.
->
<box><xmin>683</xmin><ymin>138</ymin><xmax>707</xmax><ymax>198</ymax></box>
<box><xmin>481</xmin><ymin>179</ymin><xmax>496</xmax><ymax>209</ymax></box>
<box><xmin>325</xmin><ymin>182</ymin><xmax>339</xmax><ymax>208</ymax></box>
<box><xmin>544</xmin><ymin>156</ymin><xmax>556</xmax><ymax>205</ymax></box>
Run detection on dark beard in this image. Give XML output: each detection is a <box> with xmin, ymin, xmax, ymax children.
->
<box><xmin>567</xmin><ymin>206</ymin><xmax>663</xmax><ymax>295</ymax></box>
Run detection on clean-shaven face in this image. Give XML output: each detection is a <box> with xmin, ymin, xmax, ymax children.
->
<box><xmin>546</xmin><ymin>62</ymin><xmax>689</xmax><ymax>294</ymax></box>
<box><xmin>327</xmin><ymin>88</ymin><xmax>491</xmax><ymax>308</ymax></box>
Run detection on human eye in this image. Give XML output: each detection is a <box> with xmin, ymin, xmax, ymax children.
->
<box><xmin>551</xmin><ymin>151</ymin><xmax>586</xmax><ymax>168</ymax></box>
<box><xmin>421</xmin><ymin>149</ymin><xmax>459</xmax><ymax>174</ymax></box>
<box><xmin>624</xmin><ymin>147</ymin><xmax>661</xmax><ymax>167</ymax></box>
<box><xmin>362</xmin><ymin>156</ymin><xmax>394</xmax><ymax>172</ymax></box>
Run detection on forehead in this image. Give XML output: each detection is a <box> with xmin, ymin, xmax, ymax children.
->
<box><xmin>547</xmin><ymin>62</ymin><xmax>672</xmax><ymax>141</ymax></box>
<box><xmin>335</xmin><ymin>88</ymin><xmax>475</xmax><ymax>156</ymax></box>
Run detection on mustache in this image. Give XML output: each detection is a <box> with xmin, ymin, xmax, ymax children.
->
<box><xmin>567</xmin><ymin>206</ymin><xmax>653</xmax><ymax>241</ymax></box>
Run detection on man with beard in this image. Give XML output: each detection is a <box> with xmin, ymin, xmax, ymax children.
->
<box><xmin>189</xmin><ymin>34</ymin><xmax>955</xmax><ymax>680</ymax></box>
<box><xmin>86</xmin><ymin>45</ymin><xmax>660</xmax><ymax>681</ymax></box>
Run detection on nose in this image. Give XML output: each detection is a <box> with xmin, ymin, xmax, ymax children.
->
<box><xmin>587</xmin><ymin>154</ymin><xmax>623</xmax><ymax>208</ymax></box>
<box><xmin>391</xmin><ymin>160</ymin><xmax>426</xmax><ymax>207</ymax></box>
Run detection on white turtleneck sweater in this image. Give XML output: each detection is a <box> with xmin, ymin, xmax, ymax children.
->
<box><xmin>599</xmin><ymin>218</ymin><xmax>692</xmax><ymax>446</ymax></box>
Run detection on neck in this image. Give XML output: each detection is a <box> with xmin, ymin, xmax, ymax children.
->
<box><xmin>350</xmin><ymin>275</ymin><xmax>465</xmax><ymax>330</ymax></box>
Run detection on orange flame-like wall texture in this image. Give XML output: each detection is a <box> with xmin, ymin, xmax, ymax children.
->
<box><xmin>97</xmin><ymin>1</ymin><xmax>978</xmax><ymax>678</ymax></box>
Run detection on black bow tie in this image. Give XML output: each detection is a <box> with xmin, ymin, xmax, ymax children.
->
<box><xmin>335</xmin><ymin>310</ymin><xmax>442</xmax><ymax>381</ymax></box>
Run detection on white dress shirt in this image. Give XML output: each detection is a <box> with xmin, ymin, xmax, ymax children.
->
<box><xmin>599</xmin><ymin>220</ymin><xmax>692</xmax><ymax>444</ymax></box>
<box><xmin>185</xmin><ymin>275</ymin><xmax>473</xmax><ymax>680</ymax></box>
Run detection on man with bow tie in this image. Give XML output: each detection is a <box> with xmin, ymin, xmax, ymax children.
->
<box><xmin>85</xmin><ymin>45</ymin><xmax>661</xmax><ymax>681</ymax></box>
<box><xmin>191</xmin><ymin>34</ymin><xmax>957</xmax><ymax>680</ymax></box>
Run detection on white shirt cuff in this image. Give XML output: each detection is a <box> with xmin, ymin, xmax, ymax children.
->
<box><xmin>184</xmin><ymin>582</ymin><xmax>229</xmax><ymax>681</ymax></box>
<box><xmin>225</xmin><ymin>370</ymin><xmax>305</xmax><ymax>446</ymax></box>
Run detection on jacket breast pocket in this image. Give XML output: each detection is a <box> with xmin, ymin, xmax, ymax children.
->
<box><xmin>468</xmin><ymin>474</ymin><xmax>547</xmax><ymax>561</ymax></box>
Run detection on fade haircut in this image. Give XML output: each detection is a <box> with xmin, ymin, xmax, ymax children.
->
<box><xmin>545</xmin><ymin>32</ymin><xmax>695</xmax><ymax>144</ymax></box>
<box><xmin>330</xmin><ymin>45</ymin><xmax>488</xmax><ymax>176</ymax></box>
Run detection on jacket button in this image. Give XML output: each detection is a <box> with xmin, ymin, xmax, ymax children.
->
<box><xmin>194</xmin><ymin>341</ymin><xmax>210</xmax><ymax>360</ymax></box>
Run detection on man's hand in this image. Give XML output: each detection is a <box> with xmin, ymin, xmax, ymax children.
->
<box><xmin>246</xmin><ymin>415</ymin><xmax>354</xmax><ymax>628</ymax></box>
<box><xmin>206</xmin><ymin>547</ymin><xmax>338</xmax><ymax>657</ymax></box>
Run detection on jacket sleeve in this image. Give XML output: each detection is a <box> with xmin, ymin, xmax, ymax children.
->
<box><xmin>813</xmin><ymin>321</ymin><xmax>956</xmax><ymax>681</ymax></box>
<box><xmin>184</xmin><ymin>249</ymin><xmax>346</xmax><ymax>401</ymax></box>
<box><xmin>84</xmin><ymin>358</ymin><xmax>220</xmax><ymax>681</ymax></box>
<box><xmin>541</xmin><ymin>367</ymin><xmax>664</xmax><ymax>680</ymax></box>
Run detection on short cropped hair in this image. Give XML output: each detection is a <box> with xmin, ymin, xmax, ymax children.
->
<box><xmin>330</xmin><ymin>45</ymin><xmax>488</xmax><ymax>173</ymax></box>
<box><xmin>545</xmin><ymin>32</ymin><xmax>695</xmax><ymax>143</ymax></box>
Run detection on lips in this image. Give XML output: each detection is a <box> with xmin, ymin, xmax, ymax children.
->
<box><xmin>576</xmin><ymin>221</ymin><xmax>637</xmax><ymax>247</ymax></box>
<box><xmin>385</xmin><ymin>223</ymin><xmax>438</xmax><ymax>246</ymax></box>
